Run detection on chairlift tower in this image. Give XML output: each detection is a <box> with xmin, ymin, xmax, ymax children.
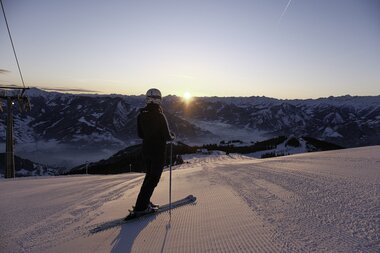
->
<box><xmin>0</xmin><ymin>86</ymin><xmax>30</xmax><ymax>178</ymax></box>
<box><xmin>1</xmin><ymin>0</ymin><xmax>32</xmax><ymax>178</ymax></box>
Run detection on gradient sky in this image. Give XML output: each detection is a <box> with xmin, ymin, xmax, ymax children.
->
<box><xmin>1</xmin><ymin>0</ymin><xmax>379</xmax><ymax>98</ymax></box>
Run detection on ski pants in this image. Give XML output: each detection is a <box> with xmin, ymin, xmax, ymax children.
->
<box><xmin>134</xmin><ymin>154</ymin><xmax>165</xmax><ymax>211</ymax></box>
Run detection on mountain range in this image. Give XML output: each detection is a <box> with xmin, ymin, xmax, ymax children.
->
<box><xmin>0</xmin><ymin>88</ymin><xmax>379</xmax><ymax>167</ymax></box>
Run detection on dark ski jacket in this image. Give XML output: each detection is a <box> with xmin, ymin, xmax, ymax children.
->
<box><xmin>137</xmin><ymin>103</ymin><xmax>174</xmax><ymax>157</ymax></box>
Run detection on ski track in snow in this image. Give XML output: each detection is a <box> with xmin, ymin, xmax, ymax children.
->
<box><xmin>211</xmin><ymin>164</ymin><xmax>379</xmax><ymax>252</ymax></box>
<box><xmin>0</xmin><ymin>146</ymin><xmax>379</xmax><ymax>252</ymax></box>
<box><xmin>0</xmin><ymin>174</ymin><xmax>144</xmax><ymax>253</ymax></box>
<box><xmin>125</xmin><ymin>168</ymin><xmax>282</xmax><ymax>253</ymax></box>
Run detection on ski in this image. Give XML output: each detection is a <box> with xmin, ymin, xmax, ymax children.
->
<box><xmin>90</xmin><ymin>195</ymin><xmax>196</xmax><ymax>234</ymax></box>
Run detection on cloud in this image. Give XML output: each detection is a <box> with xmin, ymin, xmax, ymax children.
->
<box><xmin>0</xmin><ymin>84</ymin><xmax>18</xmax><ymax>87</ymax></box>
<box><xmin>0</xmin><ymin>69</ymin><xmax>11</xmax><ymax>74</ymax></box>
<box><xmin>0</xmin><ymin>84</ymin><xmax>99</xmax><ymax>93</ymax></box>
<box><xmin>37</xmin><ymin>87</ymin><xmax>100</xmax><ymax>93</ymax></box>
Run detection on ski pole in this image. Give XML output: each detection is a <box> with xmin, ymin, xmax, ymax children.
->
<box><xmin>169</xmin><ymin>141</ymin><xmax>173</xmax><ymax>216</ymax></box>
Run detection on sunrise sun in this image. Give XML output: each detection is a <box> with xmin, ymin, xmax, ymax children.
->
<box><xmin>183</xmin><ymin>91</ymin><xmax>192</xmax><ymax>101</ymax></box>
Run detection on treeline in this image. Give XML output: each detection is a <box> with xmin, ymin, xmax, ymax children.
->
<box><xmin>203</xmin><ymin>136</ymin><xmax>288</xmax><ymax>154</ymax></box>
<box><xmin>67</xmin><ymin>136</ymin><xmax>343</xmax><ymax>175</ymax></box>
<box><xmin>67</xmin><ymin>142</ymin><xmax>197</xmax><ymax>175</ymax></box>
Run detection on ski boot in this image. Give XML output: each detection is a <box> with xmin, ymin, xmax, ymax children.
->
<box><xmin>124</xmin><ymin>206</ymin><xmax>156</xmax><ymax>221</ymax></box>
<box><xmin>149</xmin><ymin>202</ymin><xmax>159</xmax><ymax>210</ymax></box>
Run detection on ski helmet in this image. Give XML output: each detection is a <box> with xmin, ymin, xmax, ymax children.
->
<box><xmin>146</xmin><ymin>88</ymin><xmax>162</xmax><ymax>105</ymax></box>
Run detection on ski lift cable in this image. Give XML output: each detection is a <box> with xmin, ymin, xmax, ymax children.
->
<box><xmin>1</xmin><ymin>0</ymin><xmax>26</xmax><ymax>88</ymax></box>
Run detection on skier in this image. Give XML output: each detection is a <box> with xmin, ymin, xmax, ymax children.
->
<box><xmin>127</xmin><ymin>88</ymin><xmax>175</xmax><ymax>219</ymax></box>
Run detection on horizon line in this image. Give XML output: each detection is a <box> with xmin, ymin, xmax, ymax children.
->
<box><xmin>20</xmin><ymin>87</ymin><xmax>380</xmax><ymax>100</ymax></box>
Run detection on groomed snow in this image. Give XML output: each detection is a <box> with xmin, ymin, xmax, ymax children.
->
<box><xmin>0</xmin><ymin>146</ymin><xmax>379</xmax><ymax>252</ymax></box>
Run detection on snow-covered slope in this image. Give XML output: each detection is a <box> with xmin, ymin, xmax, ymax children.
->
<box><xmin>0</xmin><ymin>146</ymin><xmax>379</xmax><ymax>252</ymax></box>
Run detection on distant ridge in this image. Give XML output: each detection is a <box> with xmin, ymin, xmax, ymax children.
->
<box><xmin>0</xmin><ymin>88</ymin><xmax>378</xmax><ymax>168</ymax></box>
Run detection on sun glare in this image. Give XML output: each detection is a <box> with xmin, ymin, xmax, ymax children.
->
<box><xmin>183</xmin><ymin>91</ymin><xmax>192</xmax><ymax>101</ymax></box>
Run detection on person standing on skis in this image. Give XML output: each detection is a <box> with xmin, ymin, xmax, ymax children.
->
<box><xmin>127</xmin><ymin>88</ymin><xmax>175</xmax><ymax>218</ymax></box>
